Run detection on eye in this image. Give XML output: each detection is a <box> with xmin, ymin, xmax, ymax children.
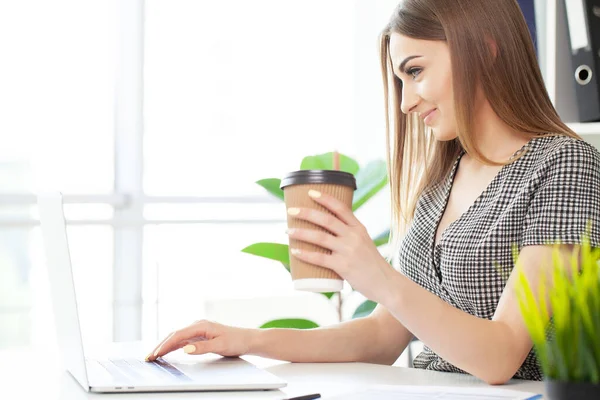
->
<box><xmin>406</xmin><ymin>67</ymin><xmax>422</xmax><ymax>79</ymax></box>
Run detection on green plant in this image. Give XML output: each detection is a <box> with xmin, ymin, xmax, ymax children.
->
<box><xmin>515</xmin><ymin>226</ymin><xmax>600</xmax><ymax>383</ymax></box>
<box><xmin>241</xmin><ymin>151</ymin><xmax>390</xmax><ymax>329</ymax></box>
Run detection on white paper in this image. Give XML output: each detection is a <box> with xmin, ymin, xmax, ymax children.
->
<box><xmin>327</xmin><ymin>384</ymin><xmax>542</xmax><ymax>400</ymax></box>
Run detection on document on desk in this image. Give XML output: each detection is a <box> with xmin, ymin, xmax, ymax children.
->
<box><xmin>328</xmin><ymin>384</ymin><xmax>542</xmax><ymax>400</ymax></box>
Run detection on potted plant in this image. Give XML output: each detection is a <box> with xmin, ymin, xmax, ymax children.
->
<box><xmin>241</xmin><ymin>151</ymin><xmax>389</xmax><ymax>329</ymax></box>
<box><xmin>515</xmin><ymin>227</ymin><xmax>600</xmax><ymax>399</ymax></box>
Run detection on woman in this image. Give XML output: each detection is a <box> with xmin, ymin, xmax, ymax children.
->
<box><xmin>146</xmin><ymin>0</ymin><xmax>600</xmax><ymax>384</ymax></box>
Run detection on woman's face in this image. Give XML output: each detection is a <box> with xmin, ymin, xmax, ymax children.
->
<box><xmin>388</xmin><ymin>33</ymin><xmax>457</xmax><ymax>141</ymax></box>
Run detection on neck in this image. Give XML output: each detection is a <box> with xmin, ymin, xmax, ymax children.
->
<box><xmin>468</xmin><ymin>99</ymin><xmax>531</xmax><ymax>165</ymax></box>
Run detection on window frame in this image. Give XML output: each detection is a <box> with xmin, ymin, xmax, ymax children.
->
<box><xmin>0</xmin><ymin>0</ymin><xmax>284</xmax><ymax>342</ymax></box>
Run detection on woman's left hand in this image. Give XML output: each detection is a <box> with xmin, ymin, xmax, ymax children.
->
<box><xmin>286</xmin><ymin>189</ymin><xmax>398</xmax><ymax>305</ymax></box>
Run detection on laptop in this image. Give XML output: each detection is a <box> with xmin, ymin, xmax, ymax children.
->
<box><xmin>37</xmin><ymin>192</ymin><xmax>287</xmax><ymax>393</ymax></box>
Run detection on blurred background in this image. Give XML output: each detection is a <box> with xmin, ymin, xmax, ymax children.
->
<box><xmin>0</xmin><ymin>0</ymin><xmax>399</xmax><ymax>353</ymax></box>
<box><xmin>1</xmin><ymin>0</ymin><xmax>599</xmax><ymax>370</ymax></box>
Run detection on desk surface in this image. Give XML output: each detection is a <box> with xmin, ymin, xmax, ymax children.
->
<box><xmin>1</xmin><ymin>343</ymin><xmax>545</xmax><ymax>399</ymax></box>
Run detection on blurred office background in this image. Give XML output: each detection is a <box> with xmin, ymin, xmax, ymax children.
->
<box><xmin>0</xmin><ymin>0</ymin><xmax>399</xmax><ymax>352</ymax></box>
<box><xmin>2</xmin><ymin>0</ymin><xmax>599</xmax><ymax>369</ymax></box>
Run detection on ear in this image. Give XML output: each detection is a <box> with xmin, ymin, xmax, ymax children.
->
<box><xmin>485</xmin><ymin>36</ymin><xmax>498</xmax><ymax>60</ymax></box>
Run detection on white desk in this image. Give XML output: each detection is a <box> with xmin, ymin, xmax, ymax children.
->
<box><xmin>0</xmin><ymin>343</ymin><xmax>545</xmax><ymax>399</ymax></box>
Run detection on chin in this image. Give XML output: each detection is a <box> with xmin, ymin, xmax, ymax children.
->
<box><xmin>430</xmin><ymin>127</ymin><xmax>457</xmax><ymax>142</ymax></box>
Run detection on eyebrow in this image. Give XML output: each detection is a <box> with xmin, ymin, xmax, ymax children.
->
<box><xmin>398</xmin><ymin>55</ymin><xmax>423</xmax><ymax>74</ymax></box>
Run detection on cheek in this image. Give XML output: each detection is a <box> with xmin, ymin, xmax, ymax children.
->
<box><xmin>436</xmin><ymin>75</ymin><xmax>455</xmax><ymax>125</ymax></box>
<box><xmin>422</xmin><ymin>74</ymin><xmax>452</xmax><ymax>111</ymax></box>
<box><xmin>431</xmin><ymin>79</ymin><xmax>457</xmax><ymax>140</ymax></box>
<box><xmin>439</xmin><ymin>75</ymin><xmax>453</xmax><ymax>111</ymax></box>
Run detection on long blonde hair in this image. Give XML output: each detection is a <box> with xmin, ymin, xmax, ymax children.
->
<box><xmin>380</xmin><ymin>0</ymin><xmax>581</xmax><ymax>261</ymax></box>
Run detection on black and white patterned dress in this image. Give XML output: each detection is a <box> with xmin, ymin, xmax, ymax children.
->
<box><xmin>396</xmin><ymin>134</ymin><xmax>600</xmax><ymax>380</ymax></box>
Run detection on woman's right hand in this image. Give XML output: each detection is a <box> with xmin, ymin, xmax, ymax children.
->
<box><xmin>145</xmin><ymin>320</ymin><xmax>256</xmax><ymax>361</ymax></box>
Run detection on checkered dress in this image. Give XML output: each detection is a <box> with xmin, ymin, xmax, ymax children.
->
<box><xmin>396</xmin><ymin>134</ymin><xmax>600</xmax><ymax>381</ymax></box>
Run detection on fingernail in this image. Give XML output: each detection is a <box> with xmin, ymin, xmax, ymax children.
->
<box><xmin>308</xmin><ymin>190</ymin><xmax>321</xmax><ymax>198</ymax></box>
<box><xmin>291</xmin><ymin>248</ymin><xmax>301</xmax><ymax>255</ymax></box>
<box><xmin>285</xmin><ymin>228</ymin><xmax>295</xmax><ymax>235</ymax></box>
<box><xmin>287</xmin><ymin>208</ymin><xmax>300</xmax><ymax>215</ymax></box>
<box><xmin>144</xmin><ymin>355</ymin><xmax>151</xmax><ymax>362</ymax></box>
<box><xmin>183</xmin><ymin>345</ymin><xmax>196</xmax><ymax>354</ymax></box>
<box><xmin>153</xmin><ymin>349</ymin><xmax>159</xmax><ymax>357</ymax></box>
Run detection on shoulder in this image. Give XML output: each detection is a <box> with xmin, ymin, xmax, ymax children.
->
<box><xmin>528</xmin><ymin>135</ymin><xmax>600</xmax><ymax>178</ymax></box>
<box><xmin>534</xmin><ymin>134</ymin><xmax>600</xmax><ymax>165</ymax></box>
<box><xmin>521</xmin><ymin>135</ymin><xmax>600</xmax><ymax>247</ymax></box>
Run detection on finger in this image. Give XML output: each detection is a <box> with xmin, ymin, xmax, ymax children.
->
<box><xmin>146</xmin><ymin>331</ymin><xmax>176</xmax><ymax>361</ymax></box>
<box><xmin>147</xmin><ymin>335</ymin><xmax>207</xmax><ymax>362</ymax></box>
<box><xmin>290</xmin><ymin>247</ymin><xmax>335</xmax><ymax>271</ymax></box>
<box><xmin>287</xmin><ymin>206</ymin><xmax>346</xmax><ymax>236</ymax></box>
<box><xmin>308</xmin><ymin>189</ymin><xmax>360</xmax><ymax>227</ymax></box>
<box><xmin>182</xmin><ymin>338</ymin><xmax>218</xmax><ymax>356</ymax></box>
<box><xmin>153</xmin><ymin>323</ymin><xmax>211</xmax><ymax>360</ymax></box>
<box><xmin>181</xmin><ymin>335</ymin><xmax>209</xmax><ymax>346</ymax></box>
<box><xmin>286</xmin><ymin>228</ymin><xmax>342</xmax><ymax>253</ymax></box>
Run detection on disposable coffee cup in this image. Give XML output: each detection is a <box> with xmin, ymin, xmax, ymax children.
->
<box><xmin>280</xmin><ymin>170</ymin><xmax>357</xmax><ymax>292</ymax></box>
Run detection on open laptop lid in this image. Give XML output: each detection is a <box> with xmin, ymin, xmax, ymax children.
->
<box><xmin>37</xmin><ymin>192</ymin><xmax>90</xmax><ymax>391</ymax></box>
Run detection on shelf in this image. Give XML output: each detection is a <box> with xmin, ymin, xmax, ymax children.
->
<box><xmin>544</xmin><ymin>1</ymin><xmax>600</xmax><ymax>129</ymax></box>
<box><xmin>566</xmin><ymin>122</ymin><xmax>600</xmax><ymax>136</ymax></box>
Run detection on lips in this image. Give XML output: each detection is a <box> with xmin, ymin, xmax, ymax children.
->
<box><xmin>421</xmin><ymin>108</ymin><xmax>437</xmax><ymax>125</ymax></box>
<box><xmin>420</xmin><ymin>108</ymin><xmax>436</xmax><ymax>120</ymax></box>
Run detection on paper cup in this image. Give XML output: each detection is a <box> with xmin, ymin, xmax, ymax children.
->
<box><xmin>280</xmin><ymin>170</ymin><xmax>357</xmax><ymax>292</ymax></box>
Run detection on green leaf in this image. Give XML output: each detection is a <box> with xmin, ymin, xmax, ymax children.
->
<box><xmin>280</xmin><ymin>262</ymin><xmax>290</xmax><ymax>273</ymax></box>
<box><xmin>259</xmin><ymin>318</ymin><xmax>319</xmax><ymax>329</ymax></box>
<box><xmin>352</xmin><ymin>160</ymin><xmax>388</xmax><ymax>211</ymax></box>
<box><xmin>321</xmin><ymin>292</ymin><xmax>335</xmax><ymax>299</ymax></box>
<box><xmin>255</xmin><ymin>178</ymin><xmax>285</xmax><ymax>201</ymax></box>
<box><xmin>373</xmin><ymin>229</ymin><xmax>390</xmax><ymax>247</ymax></box>
<box><xmin>300</xmin><ymin>152</ymin><xmax>359</xmax><ymax>175</ymax></box>
<box><xmin>352</xmin><ymin>300</ymin><xmax>377</xmax><ymax>319</ymax></box>
<box><xmin>241</xmin><ymin>242</ymin><xmax>290</xmax><ymax>265</ymax></box>
<box><xmin>515</xmin><ymin>226</ymin><xmax>600</xmax><ymax>382</ymax></box>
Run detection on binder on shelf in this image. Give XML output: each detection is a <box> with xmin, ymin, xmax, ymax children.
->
<box><xmin>517</xmin><ymin>0</ymin><xmax>538</xmax><ymax>58</ymax></box>
<box><xmin>562</xmin><ymin>0</ymin><xmax>600</xmax><ymax>122</ymax></box>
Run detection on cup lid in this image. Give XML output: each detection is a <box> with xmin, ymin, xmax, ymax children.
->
<box><xmin>280</xmin><ymin>170</ymin><xmax>357</xmax><ymax>190</ymax></box>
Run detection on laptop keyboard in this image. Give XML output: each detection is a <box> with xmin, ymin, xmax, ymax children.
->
<box><xmin>97</xmin><ymin>358</ymin><xmax>193</xmax><ymax>384</ymax></box>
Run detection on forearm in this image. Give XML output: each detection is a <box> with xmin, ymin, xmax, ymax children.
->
<box><xmin>382</xmin><ymin>272</ymin><xmax>521</xmax><ymax>384</ymax></box>
<box><xmin>247</xmin><ymin>317</ymin><xmax>385</xmax><ymax>364</ymax></box>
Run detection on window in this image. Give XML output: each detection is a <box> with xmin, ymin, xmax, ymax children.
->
<box><xmin>143</xmin><ymin>0</ymin><xmax>358</xmax><ymax>197</ymax></box>
<box><xmin>0</xmin><ymin>0</ymin><xmax>116</xmax><ymax>348</ymax></box>
<box><xmin>1</xmin><ymin>0</ymin><xmax>397</xmax><ymax>348</ymax></box>
<box><xmin>142</xmin><ymin>0</ymin><xmax>397</xmax><ymax>337</ymax></box>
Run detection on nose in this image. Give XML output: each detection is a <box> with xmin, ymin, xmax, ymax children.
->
<box><xmin>400</xmin><ymin>83</ymin><xmax>420</xmax><ymax>115</ymax></box>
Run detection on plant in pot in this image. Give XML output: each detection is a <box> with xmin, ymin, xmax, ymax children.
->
<box><xmin>241</xmin><ymin>151</ymin><xmax>390</xmax><ymax>329</ymax></box>
<box><xmin>515</xmin><ymin>227</ymin><xmax>600</xmax><ymax>399</ymax></box>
